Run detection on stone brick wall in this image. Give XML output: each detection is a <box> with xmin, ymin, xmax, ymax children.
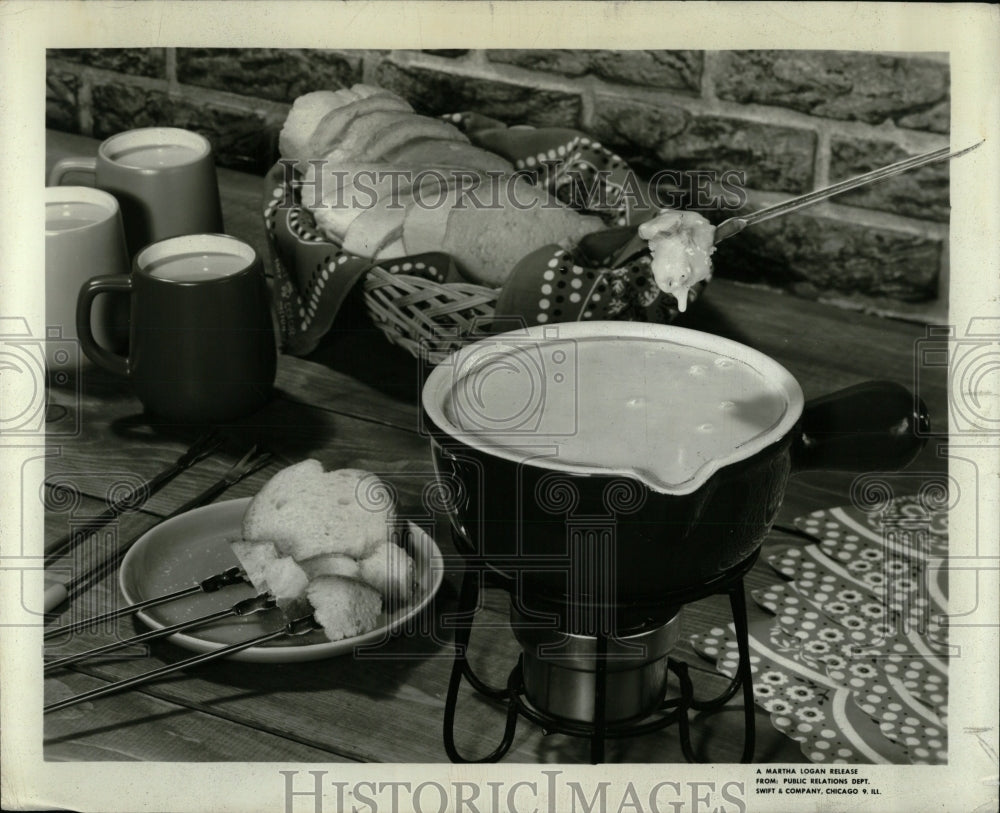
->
<box><xmin>46</xmin><ymin>48</ymin><xmax>951</xmax><ymax>320</ymax></box>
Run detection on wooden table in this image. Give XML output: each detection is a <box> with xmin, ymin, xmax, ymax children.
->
<box><xmin>41</xmin><ymin>130</ymin><xmax>948</xmax><ymax>764</ymax></box>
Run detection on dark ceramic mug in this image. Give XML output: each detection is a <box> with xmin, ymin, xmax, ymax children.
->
<box><xmin>77</xmin><ymin>233</ymin><xmax>277</xmax><ymax>424</ymax></box>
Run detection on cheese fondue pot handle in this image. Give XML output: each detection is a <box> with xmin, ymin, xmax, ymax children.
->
<box><xmin>791</xmin><ymin>381</ymin><xmax>929</xmax><ymax>473</ymax></box>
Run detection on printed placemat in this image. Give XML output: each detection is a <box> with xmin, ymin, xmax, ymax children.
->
<box><xmin>690</xmin><ymin>495</ymin><xmax>948</xmax><ymax>765</ymax></box>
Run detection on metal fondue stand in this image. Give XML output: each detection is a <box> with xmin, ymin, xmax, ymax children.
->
<box><xmin>441</xmin><ymin>521</ymin><xmax>760</xmax><ymax>764</ymax></box>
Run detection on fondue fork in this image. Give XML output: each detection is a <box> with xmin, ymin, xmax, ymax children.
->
<box><xmin>44</xmin><ymin>613</ymin><xmax>321</xmax><ymax>714</ymax></box>
<box><xmin>44</xmin><ymin>593</ymin><xmax>277</xmax><ymax>672</ymax></box>
<box><xmin>43</xmin><ymin>445</ymin><xmax>273</xmax><ymax>614</ymax></box>
<box><xmin>43</xmin><ymin>566</ymin><xmax>247</xmax><ymax>641</ymax></box>
<box><xmin>713</xmin><ymin>141</ymin><xmax>983</xmax><ymax>243</ymax></box>
<box><xmin>44</xmin><ymin>429</ymin><xmax>224</xmax><ymax>561</ymax></box>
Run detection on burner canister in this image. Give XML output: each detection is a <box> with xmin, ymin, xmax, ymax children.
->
<box><xmin>511</xmin><ymin>607</ymin><xmax>683</xmax><ymax>723</ymax></box>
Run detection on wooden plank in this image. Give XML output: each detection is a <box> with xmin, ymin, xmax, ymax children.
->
<box><xmin>43</xmin><ymin>364</ymin><xmax>438</xmax><ymax>520</ymax></box>
<box><xmin>45</xmin><ymin>672</ymin><xmax>350</xmax><ymax>762</ymax></box>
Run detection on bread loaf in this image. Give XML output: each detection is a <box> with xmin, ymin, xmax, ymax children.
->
<box><xmin>231</xmin><ymin>459</ymin><xmax>420</xmax><ymax>642</ymax></box>
<box><xmin>442</xmin><ymin>175</ymin><xmax>604</xmax><ymax>286</ymax></box>
<box><xmin>278</xmin><ymin>89</ymin><xmax>355</xmax><ymax>163</ymax></box>
<box><xmin>386</xmin><ymin>139</ymin><xmax>513</xmax><ymax>174</ymax></box>
<box><xmin>359</xmin><ymin>541</ymin><xmax>417</xmax><ymax>605</ymax></box>
<box><xmin>306</xmin><ymin>94</ymin><xmax>413</xmax><ymax>161</ymax></box>
<box><xmin>242</xmin><ymin>461</ymin><xmax>393</xmax><ymax>560</ymax></box>
<box><xmin>282</xmin><ymin>84</ymin><xmax>604</xmax><ymax>286</ymax></box>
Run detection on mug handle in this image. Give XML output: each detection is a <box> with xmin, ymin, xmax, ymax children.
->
<box><xmin>49</xmin><ymin>156</ymin><xmax>97</xmax><ymax>187</ymax></box>
<box><xmin>77</xmin><ymin>276</ymin><xmax>130</xmax><ymax>376</ymax></box>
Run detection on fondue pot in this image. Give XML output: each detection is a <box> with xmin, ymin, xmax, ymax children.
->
<box><xmin>422</xmin><ymin>322</ymin><xmax>928</xmax><ymax>615</ymax></box>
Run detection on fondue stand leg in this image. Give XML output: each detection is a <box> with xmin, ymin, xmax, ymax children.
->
<box><xmin>728</xmin><ymin>581</ymin><xmax>757</xmax><ymax>763</ymax></box>
<box><xmin>591</xmin><ymin>632</ymin><xmax>608</xmax><ymax>764</ymax></box>
<box><xmin>442</xmin><ymin>567</ymin><xmax>520</xmax><ymax>763</ymax></box>
<box><xmin>675</xmin><ymin>580</ymin><xmax>757</xmax><ymax>763</ymax></box>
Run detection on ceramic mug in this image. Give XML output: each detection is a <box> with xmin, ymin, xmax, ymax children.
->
<box><xmin>49</xmin><ymin>127</ymin><xmax>224</xmax><ymax>257</ymax></box>
<box><xmin>76</xmin><ymin>233</ymin><xmax>277</xmax><ymax>424</ymax></box>
<box><xmin>45</xmin><ymin>186</ymin><xmax>130</xmax><ymax>370</ymax></box>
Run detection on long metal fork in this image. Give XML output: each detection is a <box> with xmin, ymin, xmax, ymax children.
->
<box><xmin>713</xmin><ymin>140</ymin><xmax>983</xmax><ymax>243</ymax></box>
<box><xmin>44</xmin><ymin>566</ymin><xmax>247</xmax><ymax>641</ymax></box>
<box><xmin>44</xmin><ymin>613</ymin><xmax>321</xmax><ymax>714</ymax></box>
<box><xmin>44</xmin><ymin>593</ymin><xmax>277</xmax><ymax>672</ymax></box>
<box><xmin>44</xmin><ymin>429</ymin><xmax>224</xmax><ymax>561</ymax></box>
<box><xmin>43</xmin><ymin>445</ymin><xmax>273</xmax><ymax>614</ymax></box>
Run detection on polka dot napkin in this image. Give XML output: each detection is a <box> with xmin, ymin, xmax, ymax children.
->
<box><xmin>262</xmin><ymin>113</ymin><xmax>694</xmax><ymax>357</ymax></box>
<box><xmin>690</xmin><ymin>494</ymin><xmax>948</xmax><ymax>765</ymax></box>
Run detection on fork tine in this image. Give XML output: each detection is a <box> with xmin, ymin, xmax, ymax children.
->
<box><xmin>232</xmin><ymin>443</ymin><xmax>259</xmax><ymax>469</ymax></box>
<box><xmin>181</xmin><ymin>428</ymin><xmax>225</xmax><ymax>465</ymax></box>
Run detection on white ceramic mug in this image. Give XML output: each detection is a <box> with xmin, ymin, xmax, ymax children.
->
<box><xmin>45</xmin><ymin>186</ymin><xmax>130</xmax><ymax>371</ymax></box>
<box><xmin>48</xmin><ymin>127</ymin><xmax>224</xmax><ymax>257</ymax></box>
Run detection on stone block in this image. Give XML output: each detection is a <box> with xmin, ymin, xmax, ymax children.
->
<box><xmin>714</xmin><ymin>50</ymin><xmax>949</xmax><ymax>133</ymax></box>
<box><xmin>176</xmin><ymin>49</ymin><xmax>362</xmax><ymax>104</ymax></box>
<box><xmin>46</xmin><ymin>68</ymin><xmax>79</xmax><ymax>132</ymax></box>
<box><xmin>375</xmin><ymin>61</ymin><xmax>583</xmax><ymax>128</ymax></box>
<box><xmin>591</xmin><ymin>96</ymin><xmax>816</xmax><ymax>194</ymax></box>
<box><xmin>90</xmin><ymin>82</ymin><xmax>172</xmax><ymax>137</ymax></box>
<box><xmin>50</xmin><ymin>48</ymin><xmax>167</xmax><ymax>79</ymax></box>
<box><xmin>90</xmin><ymin>80</ymin><xmax>283</xmax><ymax>173</ymax></box>
<box><xmin>489</xmin><ymin>49</ymin><xmax>702</xmax><ymax>93</ymax></box>
<box><xmin>829</xmin><ymin>138</ymin><xmax>949</xmax><ymax>222</ymax></box>
<box><xmin>712</xmin><ymin>210</ymin><xmax>941</xmax><ymax>301</ymax></box>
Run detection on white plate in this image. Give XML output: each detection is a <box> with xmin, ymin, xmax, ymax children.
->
<box><xmin>118</xmin><ymin>498</ymin><xmax>444</xmax><ymax>663</ymax></box>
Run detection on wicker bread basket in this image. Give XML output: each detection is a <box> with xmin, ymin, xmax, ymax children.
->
<box><xmin>263</xmin><ymin>118</ymin><xmax>700</xmax><ymax>364</ymax></box>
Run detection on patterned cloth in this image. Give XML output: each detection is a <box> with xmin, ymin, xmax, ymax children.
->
<box><xmin>262</xmin><ymin>114</ymin><xmax>698</xmax><ymax>357</ymax></box>
<box><xmin>691</xmin><ymin>495</ymin><xmax>949</xmax><ymax>765</ymax></box>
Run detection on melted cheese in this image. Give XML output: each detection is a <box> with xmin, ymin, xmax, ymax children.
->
<box><xmin>637</xmin><ymin>211</ymin><xmax>716</xmax><ymax>312</ymax></box>
<box><xmin>442</xmin><ymin>335</ymin><xmax>790</xmax><ymax>493</ymax></box>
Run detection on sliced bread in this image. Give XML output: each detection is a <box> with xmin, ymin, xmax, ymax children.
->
<box><xmin>358</xmin><ymin>541</ymin><xmax>417</xmax><ymax>605</ymax></box>
<box><xmin>387</xmin><ymin>138</ymin><xmax>514</xmax><ymax>174</ymax></box>
<box><xmin>241</xmin><ymin>460</ymin><xmax>394</xmax><ymax>561</ymax></box>
<box><xmin>442</xmin><ymin>177</ymin><xmax>605</xmax><ymax>286</ymax></box>
<box><xmin>312</xmin><ymin>165</ymin><xmax>425</xmax><ymax>243</ymax></box>
<box><xmin>230</xmin><ymin>539</ymin><xmax>281</xmax><ymax>594</ymax></box>
<box><xmin>401</xmin><ymin>175</ymin><xmax>462</xmax><ymax>255</ymax></box>
<box><xmin>308</xmin><ymin>93</ymin><xmax>413</xmax><ymax>159</ymax></box>
<box><xmin>261</xmin><ymin>556</ymin><xmax>310</xmax><ymax>606</ymax></box>
<box><xmin>301</xmin><ymin>553</ymin><xmax>362</xmax><ymax>580</ymax></box>
<box><xmin>373</xmin><ymin>237</ymin><xmax>406</xmax><ymax>262</ymax></box>
<box><xmin>366</xmin><ymin>117</ymin><xmax>469</xmax><ymax>162</ymax></box>
<box><xmin>278</xmin><ymin>89</ymin><xmax>357</xmax><ymax>161</ymax></box>
<box><xmin>323</xmin><ymin>110</ymin><xmax>424</xmax><ymax>164</ymax></box>
<box><xmin>306</xmin><ymin>576</ymin><xmax>383</xmax><ymax>642</ymax></box>
<box><xmin>342</xmin><ymin>194</ymin><xmax>409</xmax><ymax>258</ymax></box>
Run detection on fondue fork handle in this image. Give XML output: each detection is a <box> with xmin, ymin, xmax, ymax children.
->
<box><xmin>46</xmin><ymin>446</ymin><xmax>273</xmax><ymax>614</ymax></box>
<box><xmin>44</xmin><ymin>429</ymin><xmax>225</xmax><ymax>561</ymax></box>
<box><xmin>44</xmin><ymin>566</ymin><xmax>247</xmax><ymax>640</ymax></box>
<box><xmin>714</xmin><ymin>141</ymin><xmax>982</xmax><ymax>243</ymax></box>
<box><xmin>45</xmin><ymin>613</ymin><xmax>319</xmax><ymax>714</ymax></box>
<box><xmin>44</xmin><ymin>594</ymin><xmax>275</xmax><ymax>672</ymax></box>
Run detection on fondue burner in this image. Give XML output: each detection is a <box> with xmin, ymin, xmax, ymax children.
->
<box><xmin>442</xmin><ymin>550</ymin><xmax>759</xmax><ymax>764</ymax></box>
